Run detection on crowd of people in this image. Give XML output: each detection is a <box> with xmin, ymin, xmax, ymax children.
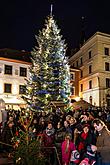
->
<box><xmin>0</xmin><ymin>106</ymin><xmax>110</xmax><ymax>165</ymax></box>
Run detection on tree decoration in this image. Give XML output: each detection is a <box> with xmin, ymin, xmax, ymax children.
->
<box><xmin>23</xmin><ymin>11</ymin><xmax>71</xmax><ymax>111</ymax></box>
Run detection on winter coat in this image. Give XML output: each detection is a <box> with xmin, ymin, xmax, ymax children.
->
<box><xmin>61</xmin><ymin>140</ymin><xmax>75</xmax><ymax>165</ymax></box>
<box><xmin>2</xmin><ymin>125</ymin><xmax>14</xmax><ymax>145</ymax></box>
<box><xmin>55</xmin><ymin>127</ymin><xmax>65</xmax><ymax>143</ymax></box>
<box><xmin>43</xmin><ymin>128</ymin><xmax>55</xmax><ymax>147</ymax></box>
<box><xmin>75</xmin><ymin>131</ymin><xmax>93</xmax><ymax>159</ymax></box>
<box><xmin>96</xmin><ymin>127</ymin><xmax>110</xmax><ymax>163</ymax></box>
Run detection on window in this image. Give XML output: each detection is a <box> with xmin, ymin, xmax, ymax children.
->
<box><xmin>72</xmin><ymin>63</ymin><xmax>74</xmax><ymax>67</ymax></box>
<box><xmin>89</xmin><ymin>80</ymin><xmax>92</xmax><ymax>89</ymax></box>
<box><xmin>80</xmin><ymin>70</ymin><xmax>83</xmax><ymax>78</ymax></box>
<box><xmin>89</xmin><ymin>51</ymin><xmax>92</xmax><ymax>59</ymax></box>
<box><xmin>4</xmin><ymin>83</ymin><xmax>12</xmax><ymax>93</ymax></box>
<box><xmin>81</xmin><ymin>84</ymin><xmax>83</xmax><ymax>92</ymax></box>
<box><xmin>4</xmin><ymin>65</ymin><xmax>12</xmax><ymax>75</ymax></box>
<box><xmin>89</xmin><ymin>65</ymin><xmax>92</xmax><ymax>74</ymax></box>
<box><xmin>20</xmin><ymin>67</ymin><xmax>27</xmax><ymax>77</ymax></box>
<box><xmin>104</xmin><ymin>47</ymin><xmax>109</xmax><ymax>56</ymax></box>
<box><xmin>105</xmin><ymin>62</ymin><xmax>109</xmax><ymax>71</ymax></box>
<box><xmin>80</xmin><ymin>57</ymin><xmax>83</xmax><ymax>65</ymax></box>
<box><xmin>106</xmin><ymin>78</ymin><xmax>110</xmax><ymax>88</ymax></box>
<box><xmin>89</xmin><ymin>96</ymin><xmax>92</xmax><ymax>104</ymax></box>
<box><xmin>71</xmin><ymin>86</ymin><xmax>75</xmax><ymax>95</ymax></box>
<box><xmin>76</xmin><ymin>61</ymin><xmax>78</xmax><ymax>67</ymax></box>
<box><xmin>19</xmin><ymin>85</ymin><xmax>26</xmax><ymax>94</ymax></box>
<box><xmin>70</xmin><ymin>73</ymin><xmax>75</xmax><ymax>80</ymax></box>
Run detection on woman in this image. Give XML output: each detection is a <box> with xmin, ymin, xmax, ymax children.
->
<box><xmin>75</xmin><ymin>124</ymin><xmax>93</xmax><ymax>161</ymax></box>
<box><xmin>55</xmin><ymin>121</ymin><xmax>65</xmax><ymax>144</ymax></box>
<box><xmin>61</xmin><ymin>134</ymin><xmax>76</xmax><ymax>165</ymax></box>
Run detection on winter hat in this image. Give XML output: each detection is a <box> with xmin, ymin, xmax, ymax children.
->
<box><xmin>70</xmin><ymin>150</ymin><xmax>80</xmax><ymax>164</ymax></box>
<box><xmin>45</xmin><ymin>127</ymin><xmax>55</xmax><ymax>136</ymax></box>
<box><xmin>82</xmin><ymin>124</ymin><xmax>90</xmax><ymax>129</ymax></box>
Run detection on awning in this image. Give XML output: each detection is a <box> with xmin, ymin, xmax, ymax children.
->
<box><xmin>3</xmin><ymin>96</ymin><xmax>26</xmax><ymax>105</ymax></box>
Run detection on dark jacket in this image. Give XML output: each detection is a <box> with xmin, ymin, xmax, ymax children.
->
<box><xmin>96</xmin><ymin>127</ymin><xmax>110</xmax><ymax>163</ymax></box>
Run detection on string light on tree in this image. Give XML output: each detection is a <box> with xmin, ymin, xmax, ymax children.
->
<box><xmin>23</xmin><ymin>5</ymin><xmax>71</xmax><ymax>111</ymax></box>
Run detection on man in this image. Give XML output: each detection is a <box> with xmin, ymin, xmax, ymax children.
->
<box><xmin>43</xmin><ymin>122</ymin><xmax>55</xmax><ymax>165</ymax></box>
<box><xmin>93</xmin><ymin>118</ymin><xmax>110</xmax><ymax>165</ymax></box>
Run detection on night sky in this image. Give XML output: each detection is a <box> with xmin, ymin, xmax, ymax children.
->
<box><xmin>0</xmin><ymin>0</ymin><xmax>110</xmax><ymax>55</ymax></box>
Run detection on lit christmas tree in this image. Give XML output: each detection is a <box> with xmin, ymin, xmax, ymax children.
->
<box><xmin>24</xmin><ymin>10</ymin><xmax>71</xmax><ymax>111</ymax></box>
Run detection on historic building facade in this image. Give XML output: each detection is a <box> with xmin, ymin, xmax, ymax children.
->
<box><xmin>69</xmin><ymin>32</ymin><xmax>110</xmax><ymax>107</ymax></box>
<box><xmin>0</xmin><ymin>49</ymin><xmax>31</xmax><ymax>110</ymax></box>
<box><xmin>0</xmin><ymin>49</ymin><xmax>79</xmax><ymax>110</ymax></box>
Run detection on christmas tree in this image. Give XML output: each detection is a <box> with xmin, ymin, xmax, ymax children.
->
<box><xmin>24</xmin><ymin>10</ymin><xmax>71</xmax><ymax>111</ymax></box>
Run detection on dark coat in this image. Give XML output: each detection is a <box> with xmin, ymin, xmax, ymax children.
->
<box><xmin>1</xmin><ymin>125</ymin><xmax>14</xmax><ymax>152</ymax></box>
<box><xmin>55</xmin><ymin>127</ymin><xmax>65</xmax><ymax>143</ymax></box>
<box><xmin>96</xmin><ymin>127</ymin><xmax>110</xmax><ymax>163</ymax></box>
<box><xmin>75</xmin><ymin>131</ymin><xmax>93</xmax><ymax>159</ymax></box>
<box><xmin>2</xmin><ymin>125</ymin><xmax>14</xmax><ymax>145</ymax></box>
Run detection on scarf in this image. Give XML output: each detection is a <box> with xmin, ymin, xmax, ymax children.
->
<box><xmin>45</xmin><ymin>127</ymin><xmax>55</xmax><ymax>136</ymax></box>
<box><xmin>78</xmin><ymin>132</ymin><xmax>88</xmax><ymax>151</ymax></box>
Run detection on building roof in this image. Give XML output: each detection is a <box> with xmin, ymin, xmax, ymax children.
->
<box><xmin>81</xmin><ymin>31</ymin><xmax>110</xmax><ymax>48</ymax></box>
<box><xmin>0</xmin><ymin>48</ymin><xmax>31</xmax><ymax>62</ymax></box>
<box><xmin>70</xmin><ymin>31</ymin><xmax>110</xmax><ymax>58</ymax></box>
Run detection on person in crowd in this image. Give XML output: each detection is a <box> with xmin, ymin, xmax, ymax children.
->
<box><xmin>75</xmin><ymin>124</ymin><xmax>93</xmax><ymax>161</ymax></box>
<box><xmin>61</xmin><ymin>133</ymin><xmax>76</xmax><ymax>165</ymax></box>
<box><xmin>38</xmin><ymin>118</ymin><xmax>46</xmax><ymax>134</ymax></box>
<box><xmin>1</xmin><ymin>121</ymin><xmax>15</xmax><ymax>157</ymax></box>
<box><xmin>3</xmin><ymin>115</ymin><xmax>14</xmax><ymax>128</ymax></box>
<box><xmin>66</xmin><ymin>115</ymin><xmax>72</xmax><ymax>122</ymax></box>
<box><xmin>28</xmin><ymin>126</ymin><xmax>36</xmax><ymax>140</ymax></box>
<box><xmin>79</xmin><ymin>112</ymin><xmax>91</xmax><ymax>125</ymax></box>
<box><xmin>63</xmin><ymin>120</ymin><xmax>72</xmax><ymax>136</ymax></box>
<box><xmin>55</xmin><ymin>121</ymin><xmax>65</xmax><ymax>145</ymax></box>
<box><xmin>30</xmin><ymin>118</ymin><xmax>39</xmax><ymax>137</ymax></box>
<box><xmin>93</xmin><ymin>118</ymin><xmax>110</xmax><ymax>165</ymax></box>
<box><xmin>55</xmin><ymin>121</ymin><xmax>65</xmax><ymax>163</ymax></box>
<box><xmin>69</xmin><ymin>117</ymin><xmax>77</xmax><ymax>142</ymax></box>
<box><xmin>80</xmin><ymin>144</ymin><xmax>97</xmax><ymax>165</ymax></box>
<box><xmin>43</xmin><ymin>122</ymin><xmax>55</xmax><ymax>165</ymax></box>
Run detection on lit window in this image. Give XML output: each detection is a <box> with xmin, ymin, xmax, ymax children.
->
<box><xmin>4</xmin><ymin>83</ymin><xmax>12</xmax><ymax>93</ymax></box>
<box><xmin>4</xmin><ymin>65</ymin><xmax>12</xmax><ymax>75</ymax></box>
<box><xmin>20</xmin><ymin>67</ymin><xmax>27</xmax><ymax>77</ymax></box>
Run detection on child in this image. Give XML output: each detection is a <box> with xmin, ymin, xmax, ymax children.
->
<box><xmin>61</xmin><ymin>133</ymin><xmax>76</xmax><ymax>165</ymax></box>
<box><xmin>79</xmin><ymin>145</ymin><xmax>97</xmax><ymax>165</ymax></box>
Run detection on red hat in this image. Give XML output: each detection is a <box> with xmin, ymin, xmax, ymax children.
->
<box><xmin>82</xmin><ymin>124</ymin><xmax>90</xmax><ymax>129</ymax></box>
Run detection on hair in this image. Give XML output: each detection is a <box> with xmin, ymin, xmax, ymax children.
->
<box><xmin>93</xmin><ymin>118</ymin><xmax>110</xmax><ymax>133</ymax></box>
<box><xmin>70</xmin><ymin>117</ymin><xmax>76</xmax><ymax>124</ymax></box>
<box><xmin>65</xmin><ymin>133</ymin><xmax>72</xmax><ymax>140</ymax></box>
<box><xmin>7</xmin><ymin>121</ymin><xmax>14</xmax><ymax>125</ymax></box>
<box><xmin>84</xmin><ymin>112</ymin><xmax>89</xmax><ymax>117</ymax></box>
<box><xmin>93</xmin><ymin>118</ymin><xmax>105</xmax><ymax>127</ymax></box>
